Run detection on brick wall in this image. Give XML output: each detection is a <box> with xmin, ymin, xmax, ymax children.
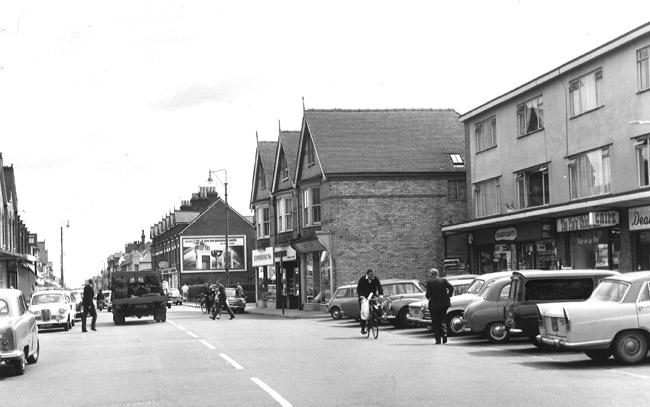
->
<box><xmin>323</xmin><ymin>178</ymin><xmax>467</xmax><ymax>288</ymax></box>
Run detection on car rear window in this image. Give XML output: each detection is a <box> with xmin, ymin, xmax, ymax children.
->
<box><xmin>524</xmin><ymin>278</ymin><xmax>593</xmax><ymax>301</ymax></box>
<box><xmin>383</xmin><ymin>284</ymin><xmax>397</xmax><ymax>296</ymax></box>
<box><xmin>32</xmin><ymin>294</ymin><xmax>64</xmax><ymax>305</ymax></box>
<box><xmin>591</xmin><ymin>281</ymin><xmax>630</xmax><ymax>302</ymax></box>
<box><xmin>0</xmin><ymin>299</ymin><xmax>9</xmax><ymax>316</ymax></box>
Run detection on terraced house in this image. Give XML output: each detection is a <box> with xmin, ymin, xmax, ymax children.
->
<box><xmin>251</xmin><ymin>109</ymin><xmax>467</xmax><ymax>311</ymax></box>
<box><xmin>442</xmin><ymin>22</ymin><xmax>650</xmax><ymax>274</ymax></box>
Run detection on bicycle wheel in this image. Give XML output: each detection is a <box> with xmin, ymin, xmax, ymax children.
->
<box><xmin>371</xmin><ymin>314</ymin><xmax>379</xmax><ymax>339</ymax></box>
<box><xmin>365</xmin><ymin>319</ymin><xmax>371</xmax><ymax>338</ymax></box>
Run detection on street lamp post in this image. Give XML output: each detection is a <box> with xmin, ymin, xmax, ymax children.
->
<box><xmin>208</xmin><ymin>169</ymin><xmax>229</xmax><ymax>287</ymax></box>
<box><xmin>60</xmin><ymin>220</ymin><xmax>69</xmax><ymax>288</ymax></box>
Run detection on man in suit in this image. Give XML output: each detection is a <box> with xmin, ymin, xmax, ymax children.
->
<box><xmin>425</xmin><ymin>268</ymin><xmax>454</xmax><ymax>344</ymax></box>
<box><xmin>82</xmin><ymin>279</ymin><xmax>97</xmax><ymax>332</ymax></box>
<box><xmin>357</xmin><ymin>269</ymin><xmax>383</xmax><ymax>335</ymax></box>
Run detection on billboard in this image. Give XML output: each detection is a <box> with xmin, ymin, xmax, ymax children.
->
<box><xmin>181</xmin><ymin>235</ymin><xmax>246</xmax><ymax>272</ymax></box>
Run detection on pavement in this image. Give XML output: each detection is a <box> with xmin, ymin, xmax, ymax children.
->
<box><xmin>180</xmin><ymin>300</ymin><xmax>328</xmax><ymax>319</ymax></box>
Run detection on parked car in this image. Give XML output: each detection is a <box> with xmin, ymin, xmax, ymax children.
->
<box><xmin>407</xmin><ymin>271</ymin><xmax>513</xmax><ymax>335</ymax></box>
<box><xmin>168</xmin><ymin>288</ymin><xmax>183</xmax><ymax>306</ymax></box>
<box><xmin>29</xmin><ymin>290</ymin><xmax>74</xmax><ymax>331</ymax></box>
<box><xmin>462</xmin><ymin>276</ymin><xmax>512</xmax><ymax>343</ymax></box>
<box><xmin>69</xmin><ymin>290</ymin><xmax>83</xmax><ymax>320</ymax></box>
<box><xmin>0</xmin><ymin>288</ymin><xmax>40</xmax><ymax>375</ymax></box>
<box><xmin>224</xmin><ymin>288</ymin><xmax>246</xmax><ymax>313</ymax></box>
<box><xmin>505</xmin><ymin>269</ymin><xmax>619</xmax><ymax>345</ymax></box>
<box><xmin>538</xmin><ymin>271</ymin><xmax>650</xmax><ymax>364</ymax></box>
<box><xmin>326</xmin><ymin>279</ymin><xmax>425</xmax><ymax>323</ymax></box>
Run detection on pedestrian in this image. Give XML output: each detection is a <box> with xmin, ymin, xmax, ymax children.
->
<box><xmin>235</xmin><ymin>281</ymin><xmax>245</xmax><ymax>299</ymax></box>
<box><xmin>96</xmin><ymin>289</ymin><xmax>105</xmax><ymax>311</ymax></box>
<box><xmin>82</xmin><ymin>279</ymin><xmax>97</xmax><ymax>332</ymax></box>
<box><xmin>425</xmin><ymin>268</ymin><xmax>454</xmax><ymax>344</ymax></box>
<box><xmin>210</xmin><ymin>281</ymin><xmax>235</xmax><ymax>320</ymax></box>
<box><xmin>356</xmin><ymin>269</ymin><xmax>383</xmax><ymax>335</ymax></box>
<box><xmin>181</xmin><ymin>283</ymin><xmax>189</xmax><ymax>300</ymax></box>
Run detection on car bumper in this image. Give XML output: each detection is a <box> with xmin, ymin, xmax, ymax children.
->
<box><xmin>36</xmin><ymin>321</ymin><xmax>66</xmax><ymax>329</ymax></box>
<box><xmin>537</xmin><ymin>335</ymin><xmax>612</xmax><ymax>349</ymax></box>
<box><xmin>0</xmin><ymin>349</ymin><xmax>24</xmax><ymax>362</ymax></box>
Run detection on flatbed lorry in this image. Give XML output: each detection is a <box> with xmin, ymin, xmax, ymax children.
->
<box><xmin>110</xmin><ymin>270</ymin><xmax>167</xmax><ymax>325</ymax></box>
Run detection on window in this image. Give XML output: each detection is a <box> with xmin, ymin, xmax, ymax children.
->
<box><xmin>256</xmin><ymin>206</ymin><xmax>270</xmax><ymax>238</ymax></box>
<box><xmin>0</xmin><ymin>299</ymin><xmax>9</xmax><ymax>316</ymax></box>
<box><xmin>449</xmin><ymin>154</ymin><xmax>464</xmax><ymax>167</ymax></box>
<box><xmin>568</xmin><ymin>147</ymin><xmax>611</xmax><ymax>199</ymax></box>
<box><xmin>525</xmin><ymin>279</ymin><xmax>594</xmax><ymax>301</ymax></box>
<box><xmin>636</xmin><ymin>137</ymin><xmax>649</xmax><ymax>186</ymax></box>
<box><xmin>516</xmin><ymin>166</ymin><xmax>549</xmax><ymax>208</ymax></box>
<box><xmin>276</xmin><ymin>197</ymin><xmax>294</xmax><ymax>233</ymax></box>
<box><xmin>448</xmin><ymin>180</ymin><xmax>466</xmax><ymax>201</ymax></box>
<box><xmin>638</xmin><ymin>46</ymin><xmax>649</xmax><ymax>92</ymax></box>
<box><xmin>517</xmin><ymin>96</ymin><xmax>544</xmax><ymax>136</ymax></box>
<box><xmin>570</xmin><ymin>69</ymin><xmax>603</xmax><ymax>116</ymax></box>
<box><xmin>474</xmin><ymin>178</ymin><xmax>501</xmax><ymax>218</ymax></box>
<box><xmin>258</xmin><ymin>163</ymin><xmax>267</xmax><ymax>190</ymax></box>
<box><xmin>306</xmin><ymin>137</ymin><xmax>315</xmax><ymax>165</ymax></box>
<box><xmin>134</xmin><ymin>264</ymin><xmax>139</xmax><ymax>271</ymax></box>
<box><xmin>475</xmin><ymin>116</ymin><xmax>496</xmax><ymax>152</ymax></box>
<box><xmin>302</xmin><ymin>188</ymin><xmax>321</xmax><ymax>226</ymax></box>
<box><xmin>281</xmin><ymin>155</ymin><xmax>289</xmax><ymax>180</ymax></box>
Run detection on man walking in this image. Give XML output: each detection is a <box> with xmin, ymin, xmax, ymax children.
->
<box><xmin>181</xmin><ymin>283</ymin><xmax>189</xmax><ymax>301</ymax></box>
<box><xmin>211</xmin><ymin>281</ymin><xmax>235</xmax><ymax>320</ymax></box>
<box><xmin>82</xmin><ymin>279</ymin><xmax>97</xmax><ymax>332</ymax></box>
<box><xmin>356</xmin><ymin>269</ymin><xmax>383</xmax><ymax>335</ymax></box>
<box><xmin>425</xmin><ymin>268</ymin><xmax>454</xmax><ymax>344</ymax></box>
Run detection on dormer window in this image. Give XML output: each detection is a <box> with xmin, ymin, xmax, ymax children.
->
<box><xmin>307</xmin><ymin>138</ymin><xmax>315</xmax><ymax>165</ymax></box>
<box><xmin>449</xmin><ymin>154</ymin><xmax>464</xmax><ymax>167</ymax></box>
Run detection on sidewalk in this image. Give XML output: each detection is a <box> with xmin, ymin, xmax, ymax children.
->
<box><xmin>180</xmin><ymin>302</ymin><xmax>328</xmax><ymax>320</ymax></box>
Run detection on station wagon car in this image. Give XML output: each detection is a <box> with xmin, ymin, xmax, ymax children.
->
<box><xmin>0</xmin><ymin>289</ymin><xmax>40</xmax><ymax>375</ymax></box>
<box><xmin>462</xmin><ymin>276</ymin><xmax>512</xmax><ymax>343</ymax></box>
<box><xmin>30</xmin><ymin>290</ymin><xmax>74</xmax><ymax>331</ymax></box>
<box><xmin>538</xmin><ymin>271</ymin><xmax>650</xmax><ymax>364</ymax></box>
<box><xmin>408</xmin><ymin>271</ymin><xmax>513</xmax><ymax>335</ymax></box>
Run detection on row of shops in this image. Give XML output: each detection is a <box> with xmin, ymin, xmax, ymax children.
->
<box><xmin>449</xmin><ymin>204</ymin><xmax>650</xmax><ymax>274</ymax></box>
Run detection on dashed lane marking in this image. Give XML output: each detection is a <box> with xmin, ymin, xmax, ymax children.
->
<box><xmin>186</xmin><ymin>331</ymin><xmax>199</xmax><ymax>338</ymax></box>
<box><xmin>251</xmin><ymin>377</ymin><xmax>293</xmax><ymax>407</ymax></box>
<box><xmin>607</xmin><ymin>369</ymin><xmax>650</xmax><ymax>380</ymax></box>
<box><xmin>219</xmin><ymin>353</ymin><xmax>244</xmax><ymax>369</ymax></box>
<box><xmin>200</xmin><ymin>339</ymin><xmax>216</xmax><ymax>350</ymax></box>
<box><xmin>168</xmin><ymin>320</ymin><xmax>178</xmax><ymax>327</ymax></box>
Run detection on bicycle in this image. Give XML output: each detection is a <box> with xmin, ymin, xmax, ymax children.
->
<box><xmin>195</xmin><ymin>294</ymin><xmax>210</xmax><ymax>314</ymax></box>
<box><xmin>364</xmin><ymin>297</ymin><xmax>385</xmax><ymax>339</ymax></box>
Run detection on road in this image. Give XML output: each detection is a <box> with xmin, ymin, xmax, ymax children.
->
<box><xmin>1</xmin><ymin>305</ymin><xmax>650</xmax><ymax>407</ymax></box>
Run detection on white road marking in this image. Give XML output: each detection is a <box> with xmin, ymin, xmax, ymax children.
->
<box><xmin>176</xmin><ymin>325</ymin><xmax>187</xmax><ymax>331</ymax></box>
<box><xmin>251</xmin><ymin>377</ymin><xmax>293</xmax><ymax>407</ymax></box>
<box><xmin>186</xmin><ymin>331</ymin><xmax>198</xmax><ymax>338</ymax></box>
<box><xmin>200</xmin><ymin>339</ymin><xmax>216</xmax><ymax>350</ymax></box>
<box><xmin>608</xmin><ymin>369</ymin><xmax>650</xmax><ymax>380</ymax></box>
<box><xmin>219</xmin><ymin>353</ymin><xmax>244</xmax><ymax>369</ymax></box>
<box><xmin>168</xmin><ymin>320</ymin><xmax>178</xmax><ymax>327</ymax></box>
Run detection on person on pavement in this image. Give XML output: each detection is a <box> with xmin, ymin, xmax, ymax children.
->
<box><xmin>425</xmin><ymin>268</ymin><xmax>454</xmax><ymax>344</ymax></box>
<box><xmin>211</xmin><ymin>281</ymin><xmax>235</xmax><ymax>320</ymax></box>
<box><xmin>181</xmin><ymin>283</ymin><xmax>189</xmax><ymax>300</ymax></box>
<box><xmin>356</xmin><ymin>269</ymin><xmax>383</xmax><ymax>335</ymax></box>
<box><xmin>235</xmin><ymin>282</ymin><xmax>245</xmax><ymax>299</ymax></box>
<box><xmin>96</xmin><ymin>289</ymin><xmax>105</xmax><ymax>311</ymax></box>
<box><xmin>82</xmin><ymin>279</ymin><xmax>97</xmax><ymax>332</ymax></box>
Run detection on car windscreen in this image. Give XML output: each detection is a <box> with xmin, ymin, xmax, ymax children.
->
<box><xmin>225</xmin><ymin>288</ymin><xmax>236</xmax><ymax>297</ymax></box>
<box><xmin>334</xmin><ymin>288</ymin><xmax>348</xmax><ymax>298</ymax></box>
<box><xmin>590</xmin><ymin>280</ymin><xmax>630</xmax><ymax>303</ymax></box>
<box><xmin>524</xmin><ymin>278</ymin><xmax>594</xmax><ymax>301</ymax></box>
<box><xmin>32</xmin><ymin>294</ymin><xmax>64</xmax><ymax>305</ymax></box>
<box><xmin>466</xmin><ymin>279</ymin><xmax>485</xmax><ymax>295</ymax></box>
<box><xmin>0</xmin><ymin>299</ymin><xmax>9</xmax><ymax>316</ymax></box>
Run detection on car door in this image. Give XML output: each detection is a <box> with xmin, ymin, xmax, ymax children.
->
<box><xmin>15</xmin><ymin>295</ymin><xmax>32</xmax><ymax>354</ymax></box>
<box><xmin>637</xmin><ymin>281</ymin><xmax>650</xmax><ymax>329</ymax></box>
<box><xmin>341</xmin><ymin>288</ymin><xmax>359</xmax><ymax>318</ymax></box>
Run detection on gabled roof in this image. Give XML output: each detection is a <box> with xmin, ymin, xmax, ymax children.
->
<box><xmin>249</xmin><ymin>140</ymin><xmax>277</xmax><ymax>205</ymax></box>
<box><xmin>181</xmin><ymin>197</ymin><xmax>254</xmax><ymax>236</ymax></box>
<box><xmin>272</xmin><ymin>130</ymin><xmax>300</xmax><ymax>192</ymax></box>
<box><xmin>296</xmin><ymin>109</ymin><xmax>465</xmax><ymax>179</ymax></box>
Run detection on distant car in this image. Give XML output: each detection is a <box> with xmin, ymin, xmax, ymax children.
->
<box><xmin>538</xmin><ymin>271</ymin><xmax>650</xmax><ymax>364</ymax></box>
<box><xmin>168</xmin><ymin>288</ymin><xmax>183</xmax><ymax>306</ymax></box>
<box><xmin>224</xmin><ymin>288</ymin><xmax>246</xmax><ymax>313</ymax></box>
<box><xmin>97</xmin><ymin>290</ymin><xmax>112</xmax><ymax>312</ymax></box>
<box><xmin>69</xmin><ymin>291</ymin><xmax>83</xmax><ymax>320</ymax></box>
<box><xmin>29</xmin><ymin>290</ymin><xmax>73</xmax><ymax>331</ymax></box>
<box><xmin>462</xmin><ymin>276</ymin><xmax>513</xmax><ymax>343</ymax></box>
<box><xmin>0</xmin><ymin>288</ymin><xmax>40</xmax><ymax>375</ymax></box>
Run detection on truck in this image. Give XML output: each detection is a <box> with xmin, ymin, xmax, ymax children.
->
<box><xmin>110</xmin><ymin>270</ymin><xmax>167</xmax><ymax>325</ymax></box>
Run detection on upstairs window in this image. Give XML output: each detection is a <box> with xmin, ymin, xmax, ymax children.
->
<box><xmin>570</xmin><ymin>69</ymin><xmax>603</xmax><ymax>117</ymax></box>
<box><xmin>281</xmin><ymin>155</ymin><xmax>289</xmax><ymax>180</ymax></box>
<box><xmin>636</xmin><ymin>137</ymin><xmax>650</xmax><ymax>187</ymax></box>
<box><xmin>302</xmin><ymin>188</ymin><xmax>321</xmax><ymax>226</ymax></box>
<box><xmin>306</xmin><ymin>137</ymin><xmax>315</xmax><ymax>165</ymax></box>
<box><xmin>258</xmin><ymin>163</ymin><xmax>267</xmax><ymax>190</ymax></box>
<box><xmin>276</xmin><ymin>197</ymin><xmax>294</xmax><ymax>233</ymax></box>
<box><xmin>474</xmin><ymin>177</ymin><xmax>501</xmax><ymax>218</ymax></box>
<box><xmin>475</xmin><ymin>116</ymin><xmax>496</xmax><ymax>152</ymax></box>
<box><xmin>517</xmin><ymin>96</ymin><xmax>544</xmax><ymax>136</ymax></box>
<box><xmin>568</xmin><ymin>147</ymin><xmax>611</xmax><ymax>199</ymax></box>
<box><xmin>516</xmin><ymin>166</ymin><xmax>549</xmax><ymax>208</ymax></box>
<box><xmin>256</xmin><ymin>206</ymin><xmax>270</xmax><ymax>238</ymax></box>
<box><xmin>448</xmin><ymin>180</ymin><xmax>466</xmax><ymax>201</ymax></box>
<box><xmin>638</xmin><ymin>46</ymin><xmax>650</xmax><ymax>92</ymax></box>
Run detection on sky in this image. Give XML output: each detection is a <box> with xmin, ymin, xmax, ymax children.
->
<box><xmin>1</xmin><ymin>0</ymin><xmax>649</xmax><ymax>287</ymax></box>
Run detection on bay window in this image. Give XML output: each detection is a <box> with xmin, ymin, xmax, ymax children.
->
<box><xmin>568</xmin><ymin>147</ymin><xmax>611</xmax><ymax>199</ymax></box>
<box><xmin>256</xmin><ymin>206</ymin><xmax>270</xmax><ymax>238</ymax></box>
<box><xmin>276</xmin><ymin>196</ymin><xmax>294</xmax><ymax>233</ymax></box>
<box><xmin>474</xmin><ymin>177</ymin><xmax>501</xmax><ymax>218</ymax></box>
<box><xmin>302</xmin><ymin>188</ymin><xmax>321</xmax><ymax>227</ymax></box>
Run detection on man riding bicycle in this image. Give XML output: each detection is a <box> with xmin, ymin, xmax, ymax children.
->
<box><xmin>357</xmin><ymin>269</ymin><xmax>383</xmax><ymax>335</ymax></box>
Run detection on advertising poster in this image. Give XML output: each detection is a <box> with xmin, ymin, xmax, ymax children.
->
<box><xmin>181</xmin><ymin>236</ymin><xmax>246</xmax><ymax>272</ymax></box>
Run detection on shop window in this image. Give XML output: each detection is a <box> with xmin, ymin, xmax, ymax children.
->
<box><xmin>516</xmin><ymin>166</ymin><xmax>549</xmax><ymax>208</ymax></box>
<box><xmin>448</xmin><ymin>180</ymin><xmax>466</xmax><ymax>201</ymax></box>
<box><xmin>517</xmin><ymin>96</ymin><xmax>544</xmax><ymax>136</ymax></box>
<box><xmin>636</xmin><ymin>137</ymin><xmax>650</xmax><ymax>187</ymax></box>
<box><xmin>638</xmin><ymin>231</ymin><xmax>650</xmax><ymax>270</ymax></box>
<box><xmin>256</xmin><ymin>206</ymin><xmax>270</xmax><ymax>238</ymax></box>
<box><xmin>638</xmin><ymin>46</ymin><xmax>649</xmax><ymax>92</ymax></box>
<box><xmin>569</xmin><ymin>69</ymin><xmax>603</xmax><ymax>117</ymax></box>
<box><xmin>474</xmin><ymin>177</ymin><xmax>501</xmax><ymax>218</ymax></box>
<box><xmin>475</xmin><ymin>116</ymin><xmax>497</xmax><ymax>152</ymax></box>
<box><xmin>568</xmin><ymin>147</ymin><xmax>611</xmax><ymax>199</ymax></box>
<box><xmin>569</xmin><ymin>229</ymin><xmax>619</xmax><ymax>270</ymax></box>
<box><xmin>302</xmin><ymin>188</ymin><xmax>321</xmax><ymax>227</ymax></box>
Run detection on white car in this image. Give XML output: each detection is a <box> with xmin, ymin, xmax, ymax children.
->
<box><xmin>30</xmin><ymin>290</ymin><xmax>74</xmax><ymax>331</ymax></box>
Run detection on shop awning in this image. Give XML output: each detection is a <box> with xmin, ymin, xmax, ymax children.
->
<box><xmin>291</xmin><ymin>239</ymin><xmax>327</xmax><ymax>253</ymax></box>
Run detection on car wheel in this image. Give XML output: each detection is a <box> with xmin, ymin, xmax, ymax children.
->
<box><xmin>64</xmin><ymin>319</ymin><xmax>70</xmax><ymax>331</ymax></box>
<box><xmin>584</xmin><ymin>349</ymin><xmax>612</xmax><ymax>361</ymax></box>
<box><xmin>613</xmin><ymin>331</ymin><xmax>648</xmax><ymax>364</ymax></box>
<box><xmin>160</xmin><ymin>311</ymin><xmax>167</xmax><ymax>323</ymax></box>
<box><xmin>486</xmin><ymin>322</ymin><xmax>510</xmax><ymax>344</ymax></box>
<box><xmin>13</xmin><ymin>355</ymin><xmax>26</xmax><ymax>376</ymax></box>
<box><xmin>27</xmin><ymin>340</ymin><xmax>39</xmax><ymax>364</ymax></box>
<box><xmin>446</xmin><ymin>312</ymin><xmax>464</xmax><ymax>336</ymax></box>
<box><xmin>330</xmin><ymin>307</ymin><xmax>342</xmax><ymax>320</ymax></box>
<box><xmin>393</xmin><ymin>308</ymin><xmax>411</xmax><ymax>328</ymax></box>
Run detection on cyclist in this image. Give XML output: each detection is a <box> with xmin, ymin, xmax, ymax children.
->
<box><xmin>357</xmin><ymin>269</ymin><xmax>383</xmax><ymax>335</ymax></box>
<box><xmin>201</xmin><ymin>283</ymin><xmax>214</xmax><ymax>315</ymax></box>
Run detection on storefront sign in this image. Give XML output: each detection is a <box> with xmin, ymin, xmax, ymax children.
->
<box><xmin>629</xmin><ymin>206</ymin><xmax>650</xmax><ymax>231</ymax></box>
<box><xmin>274</xmin><ymin>246</ymin><xmax>296</xmax><ymax>262</ymax></box>
<box><xmin>556</xmin><ymin>211</ymin><xmax>619</xmax><ymax>232</ymax></box>
<box><xmin>252</xmin><ymin>247</ymin><xmax>274</xmax><ymax>266</ymax></box>
<box><xmin>495</xmin><ymin>227</ymin><xmax>517</xmax><ymax>241</ymax></box>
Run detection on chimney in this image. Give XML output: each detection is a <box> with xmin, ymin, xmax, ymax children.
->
<box><xmin>141</xmin><ymin>230</ymin><xmax>145</xmax><ymax>245</ymax></box>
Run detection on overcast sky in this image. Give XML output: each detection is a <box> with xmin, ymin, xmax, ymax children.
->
<box><xmin>1</xmin><ymin>0</ymin><xmax>649</xmax><ymax>287</ymax></box>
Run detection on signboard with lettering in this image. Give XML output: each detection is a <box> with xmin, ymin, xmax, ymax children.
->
<box><xmin>629</xmin><ymin>206</ymin><xmax>650</xmax><ymax>231</ymax></box>
<box><xmin>495</xmin><ymin>227</ymin><xmax>517</xmax><ymax>241</ymax></box>
<box><xmin>252</xmin><ymin>247</ymin><xmax>274</xmax><ymax>267</ymax></box>
<box><xmin>275</xmin><ymin>245</ymin><xmax>297</xmax><ymax>261</ymax></box>
<box><xmin>556</xmin><ymin>211</ymin><xmax>619</xmax><ymax>232</ymax></box>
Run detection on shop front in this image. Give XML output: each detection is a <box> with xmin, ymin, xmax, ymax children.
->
<box><xmin>292</xmin><ymin>239</ymin><xmax>333</xmax><ymax>312</ymax></box>
<box><xmin>629</xmin><ymin>205</ymin><xmax>650</xmax><ymax>270</ymax></box>
<box><xmin>556</xmin><ymin>210</ymin><xmax>620</xmax><ymax>270</ymax></box>
<box><xmin>274</xmin><ymin>246</ymin><xmax>300</xmax><ymax>309</ymax></box>
<box><xmin>252</xmin><ymin>247</ymin><xmax>275</xmax><ymax>308</ymax></box>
